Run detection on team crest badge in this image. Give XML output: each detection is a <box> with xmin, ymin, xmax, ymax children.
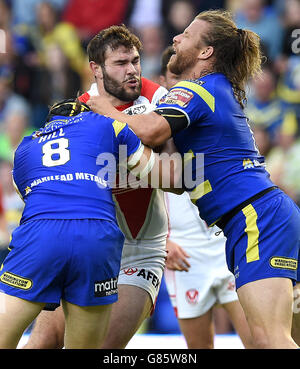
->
<box><xmin>124</xmin><ymin>268</ymin><xmax>138</xmax><ymax>275</ymax></box>
<box><xmin>185</xmin><ymin>289</ymin><xmax>199</xmax><ymax>304</ymax></box>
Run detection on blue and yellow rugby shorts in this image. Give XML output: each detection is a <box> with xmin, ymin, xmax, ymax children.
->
<box><xmin>223</xmin><ymin>188</ymin><xmax>300</xmax><ymax>289</ymax></box>
<box><xmin>0</xmin><ymin>219</ymin><xmax>124</xmax><ymax>306</ymax></box>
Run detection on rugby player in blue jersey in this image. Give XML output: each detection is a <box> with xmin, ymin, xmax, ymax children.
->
<box><xmin>0</xmin><ymin>99</ymin><xmax>180</xmax><ymax>348</ymax></box>
<box><xmin>87</xmin><ymin>10</ymin><xmax>300</xmax><ymax>348</ymax></box>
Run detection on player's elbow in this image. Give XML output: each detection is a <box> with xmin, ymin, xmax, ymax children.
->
<box><xmin>141</xmin><ymin>131</ymin><xmax>162</xmax><ymax>147</ymax></box>
<box><xmin>140</xmin><ymin>120</ymin><xmax>170</xmax><ymax>148</ymax></box>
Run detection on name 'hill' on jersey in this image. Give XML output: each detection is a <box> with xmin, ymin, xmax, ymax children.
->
<box><xmin>13</xmin><ymin>111</ymin><xmax>140</xmax><ymax>224</ymax></box>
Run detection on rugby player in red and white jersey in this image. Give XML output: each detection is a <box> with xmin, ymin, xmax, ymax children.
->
<box><xmin>24</xmin><ymin>25</ymin><xmax>169</xmax><ymax>349</ymax></box>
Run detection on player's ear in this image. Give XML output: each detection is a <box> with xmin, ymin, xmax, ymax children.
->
<box><xmin>198</xmin><ymin>46</ymin><xmax>214</xmax><ymax>60</ymax></box>
<box><xmin>89</xmin><ymin>61</ymin><xmax>103</xmax><ymax>79</ymax></box>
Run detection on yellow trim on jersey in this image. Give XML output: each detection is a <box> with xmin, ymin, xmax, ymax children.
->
<box><xmin>208</xmin><ymin>218</ymin><xmax>220</xmax><ymax>227</ymax></box>
<box><xmin>242</xmin><ymin>204</ymin><xmax>260</xmax><ymax>263</ymax></box>
<box><xmin>183</xmin><ymin>149</ymin><xmax>195</xmax><ymax>166</ymax></box>
<box><xmin>112</xmin><ymin>120</ymin><xmax>127</xmax><ymax>137</ymax></box>
<box><xmin>189</xmin><ymin>180</ymin><xmax>212</xmax><ymax>204</ymax></box>
<box><xmin>174</xmin><ymin>81</ymin><xmax>215</xmax><ymax>112</ymax></box>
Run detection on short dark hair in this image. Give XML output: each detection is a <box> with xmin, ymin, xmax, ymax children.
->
<box><xmin>161</xmin><ymin>46</ymin><xmax>175</xmax><ymax>76</ymax></box>
<box><xmin>87</xmin><ymin>24</ymin><xmax>142</xmax><ymax>65</ymax></box>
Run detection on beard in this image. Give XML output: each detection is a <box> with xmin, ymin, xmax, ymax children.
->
<box><xmin>102</xmin><ymin>68</ymin><xmax>142</xmax><ymax>102</ymax></box>
<box><xmin>168</xmin><ymin>47</ymin><xmax>198</xmax><ymax>76</ymax></box>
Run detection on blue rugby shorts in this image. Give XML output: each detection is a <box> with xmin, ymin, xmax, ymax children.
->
<box><xmin>223</xmin><ymin>188</ymin><xmax>300</xmax><ymax>289</ymax></box>
<box><xmin>0</xmin><ymin>219</ymin><xmax>124</xmax><ymax>306</ymax></box>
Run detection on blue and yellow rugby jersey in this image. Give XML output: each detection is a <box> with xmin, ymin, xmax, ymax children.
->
<box><xmin>13</xmin><ymin>111</ymin><xmax>141</xmax><ymax>224</ymax></box>
<box><xmin>156</xmin><ymin>73</ymin><xmax>274</xmax><ymax>226</ymax></box>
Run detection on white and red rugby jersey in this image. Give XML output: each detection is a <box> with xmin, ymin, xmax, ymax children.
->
<box><xmin>79</xmin><ymin>77</ymin><xmax>169</xmax><ymax>240</ymax></box>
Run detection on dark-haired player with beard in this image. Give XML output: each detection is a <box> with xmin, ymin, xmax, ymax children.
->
<box><xmin>24</xmin><ymin>25</ymin><xmax>169</xmax><ymax>349</ymax></box>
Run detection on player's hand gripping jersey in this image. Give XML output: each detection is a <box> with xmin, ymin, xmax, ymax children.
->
<box><xmin>155</xmin><ymin>73</ymin><xmax>274</xmax><ymax>226</ymax></box>
<box><xmin>13</xmin><ymin>111</ymin><xmax>141</xmax><ymax>225</ymax></box>
<box><xmin>80</xmin><ymin>77</ymin><xmax>169</xmax><ymax>240</ymax></box>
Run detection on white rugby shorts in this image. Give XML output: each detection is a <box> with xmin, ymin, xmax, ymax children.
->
<box><xmin>164</xmin><ymin>245</ymin><xmax>238</xmax><ymax>319</ymax></box>
<box><xmin>118</xmin><ymin>236</ymin><xmax>167</xmax><ymax>304</ymax></box>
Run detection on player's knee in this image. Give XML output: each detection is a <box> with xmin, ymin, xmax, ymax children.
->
<box><xmin>252</xmin><ymin>335</ymin><xmax>270</xmax><ymax>349</ymax></box>
<box><xmin>250</xmin><ymin>326</ymin><xmax>271</xmax><ymax>349</ymax></box>
<box><xmin>25</xmin><ymin>334</ymin><xmax>63</xmax><ymax>349</ymax></box>
<box><xmin>101</xmin><ymin>324</ymin><xmax>135</xmax><ymax>349</ymax></box>
<box><xmin>47</xmin><ymin>323</ymin><xmax>65</xmax><ymax>348</ymax></box>
<box><xmin>25</xmin><ymin>325</ymin><xmax>64</xmax><ymax>349</ymax></box>
<box><xmin>52</xmin><ymin>331</ymin><xmax>64</xmax><ymax>349</ymax></box>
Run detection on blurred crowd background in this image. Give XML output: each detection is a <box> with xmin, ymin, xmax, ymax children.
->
<box><xmin>0</xmin><ymin>0</ymin><xmax>300</xmax><ymax>339</ymax></box>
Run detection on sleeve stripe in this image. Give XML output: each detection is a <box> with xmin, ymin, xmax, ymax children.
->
<box><xmin>155</xmin><ymin>106</ymin><xmax>191</xmax><ymax>126</ymax></box>
<box><xmin>160</xmin><ymin>114</ymin><xmax>186</xmax><ymax>118</ymax></box>
<box><xmin>129</xmin><ymin>149</ymin><xmax>155</xmax><ymax>179</ymax></box>
<box><xmin>128</xmin><ymin>142</ymin><xmax>144</xmax><ymax>168</ymax></box>
<box><xmin>174</xmin><ymin>81</ymin><xmax>215</xmax><ymax>112</ymax></box>
<box><xmin>138</xmin><ymin>150</ymin><xmax>155</xmax><ymax>179</ymax></box>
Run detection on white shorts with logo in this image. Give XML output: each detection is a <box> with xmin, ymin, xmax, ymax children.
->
<box><xmin>118</xmin><ymin>236</ymin><xmax>167</xmax><ymax>304</ymax></box>
<box><xmin>164</xmin><ymin>245</ymin><xmax>238</xmax><ymax>319</ymax></box>
<box><xmin>164</xmin><ymin>191</ymin><xmax>238</xmax><ymax>319</ymax></box>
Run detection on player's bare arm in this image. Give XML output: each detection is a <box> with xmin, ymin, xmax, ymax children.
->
<box><xmin>87</xmin><ymin>95</ymin><xmax>171</xmax><ymax>147</ymax></box>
